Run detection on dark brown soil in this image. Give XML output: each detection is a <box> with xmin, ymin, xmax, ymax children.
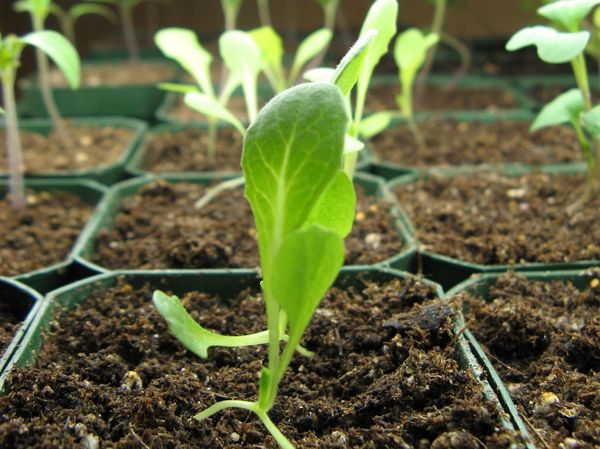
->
<box><xmin>0</xmin><ymin>190</ymin><xmax>93</xmax><ymax>276</ymax></box>
<box><xmin>0</xmin><ymin>301</ymin><xmax>20</xmax><ymax>355</ymax></box>
<box><xmin>526</xmin><ymin>85</ymin><xmax>599</xmax><ymax>107</ymax></box>
<box><xmin>394</xmin><ymin>171</ymin><xmax>600</xmax><ymax>265</ymax></box>
<box><xmin>460</xmin><ymin>272</ymin><xmax>600</xmax><ymax>448</ymax></box>
<box><xmin>140</xmin><ymin>128</ymin><xmax>244</xmax><ymax>173</ymax></box>
<box><xmin>91</xmin><ymin>181</ymin><xmax>405</xmax><ymax>269</ymax></box>
<box><xmin>0</xmin><ymin>276</ymin><xmax>523</xmax><ymax>448</ymax></box>
<box><xmin>164</xmin><ymin>95</ymin><xmax>260</xmax><ymax>123</ymax></box>
<box><xmin>0</xmin><ymin>126</ymin><xmax>134</xmax><ymax>174</ymax></box>
<box><xmin>44</xmin><ymin>61</ymin><xmax>176</xmax><ymax>87</ymax></box>
<box><xmin>365</xmin><ymin>84</ymin><xmax>518</xmax><ymax>113</ymax></box>
<box><xmin>371</xmin><ymin>119</ymin><xmax>581</xmax><ymax>166</ymax></box>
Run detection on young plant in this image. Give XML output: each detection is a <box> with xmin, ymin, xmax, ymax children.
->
<box><xmin>360</xmin><ymin>29</ymin><xmax>439</xmax><ymax>147</ymax></box>
<box><xmin>14</xmin><ymin>0</ymin><xmax>78</xmax><ymax>146</ymax></box>
<box><xmin>220</xmin><ymin>0</ymin><xmax>244</xmax><ymax>31</ymax></box>
<box><xmin>314</xmin><ymin>0</ymin><xmax>341</xmax><ymax>34</ymax></box>
<box><xmin>0</xmin><ymin>31</ymin><xmax>80</xmax><ymax>209</ymax></box>
<box><xmin>153</xmin><ymin>82</ymin><xmax>354</xmax><ymax>449</ymax></box>
<box><xmin>507</xmin><ymin>0</ymin><xmax>600</xmax><ymax>209</ymax></box>
<box><xmin>250</xmin><ymin>26</ymin><xmax>332</xmax><ymax>93</ymax></box>
<box><xmin>155</xmin><ymin>27</ymin><xmax>261</xmax><ymax>157</ymax></box>
<box><xmin>49</xmin><ymin>1</ymin><xmax>117</xmax><ymax>46</ymax></box>
<box><xmin>256</xmin><ymin>0</ymin><xmax>271</xmax><ymax>26</ymax></box>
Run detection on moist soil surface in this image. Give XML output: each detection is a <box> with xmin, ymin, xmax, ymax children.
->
<box><xmin>0</xmin><ymin>190</ymin><xmax>93</xmax><ymax>276</ymax></box>
<box><xmin>0</xmin><ymin>126</ymin><xmax>134</xmax><ymax>174</ymax></box>
<box><xmin>394</xmin><ymin>171</ymin><xmax>600</xmax><ymax>265</ymax></box>
<box><xmin>139</xmin><ymin>128</ymin><xmax>244</xmax><ymax>173</ymax></box>
<box><xmin>526</xmin><ymin>85</ymin><xmax>599</xmax><ymax>108</ymax></box>
<box><xmin>92</xmin><ymin>181</ymin><xmax>405</xmax><ymax>269</ymax></box>
<box><xmin>365</xmin><ymin>84</ymin><xmax>518</xmax><ymax>113</ymax></box>
<box><xmin>41</xmin><ymin>61</ymin><xmax>176</xmax><ymax>87</ymax></box>
<box><xmin>460</xmin><ymin>272</ymin><xmax>600</xmax><ymax>448</ymax></box>
<box><xmin>371</xmin><ymin>119</ymin><xmax>581</xmax><ymax>167</ymax></box>
<box><xmin>0</xmin><ymin>299</ymin><xmax>21</xmax><ymax>356</ymax></box>
<box><xmin>0</xmin><ymin>277</ymin><xmax>523</xmax><ymax>448</ymax></box>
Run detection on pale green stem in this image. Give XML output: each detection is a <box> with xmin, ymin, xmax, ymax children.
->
<box><xmin>195</xmin><ymin>400</ymin><xmax>294</xmax><ymax>449</ymax></box>
<box><xmin>195</xmin><ymin>176</ymin><xmax>245</xmax><ymax>209</ymax></box>
<box><xmin>257</xmin><ymin>0</ymin><xmax>271</xmax><ymax>26</ymax></box>
<box><xmin>62</xmin><ymin>17</ymin><xmax>76</xmax><ymax>46</ymax></box>
<box><xmin>344</xmin><ymin>80</ymin><xmax>367</xmax><ymax>177</ymax></box>
<box><xmin>207</xmin><ymin>118</ymin><xmax>218</xmax><ymax>159</ymax></box>
<box><xmin>33</xmin><ymin>16</ymin><xmax>71</xmax><ymax>147</ymax></box>
<box><xmin>120</xmin><ymin>4</ymin><xmax>140</xmax><ymax>62</ymax></box>
<box><xmin>307</xmin><ymin>0</ymin><xmax>340</xmax><ymax>70</ymax></box>
<box><xmin>1</xmin><ymin>70</ymin><xmax>26</xmax><ymax>209</ymax></box>
<box><xmin>219</xmin><ymin>1</ymin><xmax>237</xmax><ymax>93</ymax></box>
<box><xmin>263</xmin><ymin>292</ymin><xmax>281</xmax><ymax>410</ymax></box>
<box><xmin>440</xmin><ymin>31</ymin><xmax>471</xmax><ymax>87</ymax></box>
<box><xmin>418</xmin><ymin>0</ymin><xmax>446</xmax><ymax>84</ymax></box>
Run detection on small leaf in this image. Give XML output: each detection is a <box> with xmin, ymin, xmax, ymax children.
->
<box><xmin>158</xmin><ymin>82</ymin><xmax>199</xmax><ymax>93</ymax></box>
<box><xmin>70</xmin><ymin>3</ymin><xmax>118</xmax><ymax>23</ymax></box>
<box><xmin>250</xmin><ymin>26</ymin><xmax>284</xmax><ymax>74</ymax></box>
<box><xmin>184</xmin><ymin>92</ymin><xmax>246</xmax><ymax>135</ymax></box>
<box><xmin>303</xmin><ymin>67</ymin><xmax>336</xmax><ymax>82</ymax></box>
<box><xmin>581</xmin><ymin>104</ymin><xmax>600</xmax><ymax>138</ymax></box>
<box><xmin>506</xmin><ymin>26</ymin><xmax>589</xmax><ymax>63</ymax></box>
<box><xmin>155</xmin><ymin>28</ymin><xmax>214</xmax><ymax>97</ymax></box>
<box><xmin>305</xmin><ymin>170</ymin><xmax>356</xmax><ymax>238</ymax></box>
<box><xmin>343</xmin><ymin>134</ymin><xmax>365</xmax><ymax>154</ymax></box>
<box><xmin>21</xmin><ymin>30</ymin><xmax>80</xmax><ymax>89</ymax></box>
<box><xmin>531</xmin><ymin>88</ymin><xmax>584</xmax><ymax>131</ymax></box>
<box><xmin>289</xmin><ymin>28</ymin><xmax>332</xmax><ymax>81</ymax></box>
<box><xmin>538</xmin><ymin>0</ymin><xmax>600</xmax><ymax>31</ymax></box>
<box><xmin>394</xmin><ymin>29</ymin><xmax>439</xmax><ymax>74</ymax></box>
<box><xmin>271</xmin><ymin>225</ymin><xmax>344</xmax><ymax>351</ymax></box>
<box><xmin>359</xmin><ymin>112</ymin><xmax>393</xmax><ymax>139</ymax></box>
<box><xmin>332</xmin><ymin>29</ymin><xmax>377</xmax><ymax>96</ymax></box>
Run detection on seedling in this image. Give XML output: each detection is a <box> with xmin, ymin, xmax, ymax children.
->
<box><xmin>50</xmin><ymin>1</ymin><xmax>117</xmax><ymax>46</ymax></box>
<box><xmin>92</xmin><ymin>0</ymin><xmax>159</xmax><ymax>62</ymax></box>
<box><xmin>155</xmin><ymin>28</ymin><xmax>260</xmax><ymax>157</ymax></box>
<box><xmin>507</xmin><ymin>0</ymin><xmax>600</xmax><ymax>209</ymax></box>
<box><xmin>153</xmin><ymin>82</ymin><xmax>354</xmax><ymax>449</ymax></box>
<box><xmin>0</xmin><ymin>31</ymin><xmax>80</xmax><ymax>208</ymax></box>
<box><xmin>220</xmin><ymin>0</ymin><xmax>244</xmax><ymax>31</ymax></box>
<box><xmin>314</xmin><ymin>0</ymin><xmax>341</xmax><ymax>34</ymax></box>
<box><xmin>250</xmin><ymin>26</ymin><xmax>332</xmax><ymax>93</ymax></box>
<box><xmin>15</xmin><ymin>0</ymin><xmax>79</xmax><ymax>146</ymax></box>
<box><xmin>256</xmin><ymin>0</ymin><xmax>271</xmax><ymax>26</ymax></box>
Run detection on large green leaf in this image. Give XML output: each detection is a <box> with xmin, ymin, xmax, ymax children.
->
<box><xmin>332</xmin><ymin>29</ymin><xmax>377</xmax><ymax>96</ymax></box>
<box><xmin>304</xmin><ymin>170</ymin><xmax>355</xmax><ymax>238</ymax></box>
<box><xmin>289</xmin><ymin>28</ymin><xmax>332</xmax><ymax>82</ymax></box>
<box><xmin>531</xmin><ymin>88</ymin><xmax>584</xmax><ymax>131</ymax></box>
<box><xmin>506</xmin><ymin>26</ymin><xmax>589</xmax><ymax>63</ymax></box>
<box><xmin>21</xmin><ymin>30</ymin><xmax>80</xmax><ymax>89</ymax></box>
<box><xmin>271</xmin><ymin>225</ymin><xmax>344</xmax><ymax>353</ymax></box>
<box><xmin>538</xmin><ymin>0</ymin><xmax>600</xmax><ymax>31</ymax></box>
<box><xmin>155</xmin><ymin>28</ymin><xmax>214</xmax><ymax>98</ymax></box>
<box><xmin>241</xmin><ymin>82</ymin><xmax>347</xmax><ymax>276</ymax></box>
<box><xmin>184</xmin><ymin>92</ymin><xmax>245</xmax><ymax>134</ymax></box>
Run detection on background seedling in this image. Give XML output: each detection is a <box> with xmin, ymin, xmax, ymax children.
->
<box><xmin>256</xmin><ymin>0</ymin><xmax>271</xmax><ymax>26</ymax></box>
<box><xmin>153</xmin><ymin>82</ymin><xmax>354</xmax><ymax>449</ymax></box>
<box><xmin>50</xmin><ymin>1</ymin><xmax>117</xmax><ymax>46</ymax></box>
<box><xmin>0</xmin><ymin>31</ymin><xmax>80</xmax><ymax>208</ymax></box>
<box><xmin>220</xmin><ymin>0</ymin><xmax>244</xmax><ymax>31</ymax></box>
<box><xmin>507</xmin><ymin>0</ymin><xmax>600</xmax><ymax>209</ymax></box>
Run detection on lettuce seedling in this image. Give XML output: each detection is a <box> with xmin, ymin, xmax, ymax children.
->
<box><xmin>251</xmin><ymin>26</ymin><xmax>332</xmax><ymax>93</ymax></box>
<box><xmin>50</xmin><ymin>1</ymin><xmax>117</xmax><ymax>46</ymax></box>
<box><xmin>0</xmin><ymin>31</ymin><xmax>80</xmax><ymax>208</ymax></box>
<box><xmin>14</xmin><ymin>0</ymin><xmax>81</xmax><ymax>146</ymax></box>
<box><xmin>507</xmin><ymin>0</ymin><xmax>600</xmax><ymax>208</ymax></box>
<box><xmin>313</xmin><ymin>0</ymin><xmax>341</xmax><ymax>34</ymax></box>
<box><xmin>153</xmin><ymin>82</ymin><xmax>354</xmax><ymax>449</ymax></box>
<box><xmin>155</xmin><ymin>28</ymin><xmax>261</xmax><ymax>157</ymax></box>
<box><xmin>220</xmin><ymin>0</ymin><xmax>244</xmax><ymax>31</ymax></box>
<box><xmin>256</xmin><ymin>0</ymin><xmax>271</xmax><ymax>26</ymax></box>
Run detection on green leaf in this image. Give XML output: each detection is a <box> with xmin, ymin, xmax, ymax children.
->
<box><xmin>184</xmin><ymin>92</ymin><xmax>246</xmax><ymax>135</ymax></box>
<box><xmin>531</xmin><ymin>88</ymin><xmax>584</xmax><ymax>131</ymax></box>
<box><xmin>242</xmin><ymin>82</ymin><xmax>347</xmax><ymax>277</ymax></box>
<box><xmin>359</xmin><ymin>111</ymin><xmax>393</xmax><ymax>139</ymax></box>
<box><xmin>21</xmin><ymin>30</ymin><xmax>80</xmax><ymax>89</ymax></box>
<box><xmin>343</xmin><ymin>134</ymin><xmax>365</xmax><ymax>155</ymax></box>
<box><xmin>250</xmin><ymin>26</ymin><xmax>284</xmax><ymax>74</ymax></box>
<box><xmin>158</xmin><ymin>82</ymin><xmax>199</xmax><ymax>93</ymax></box>
<box><xmin>506</xmin><ymin>26</ymin><xmax>589</xmax><ymax>63</ymax></box>
<box><xmin>304</xmin><ymin>170</ymin><xmax>356</xmax><ymax>238</ymax></box>
<box><xmin>155</xmin><ymin>28</ymin><xmax>214</xmax><ymax>98</ymax></box>
<box><xmin>303</xmin><ymin>67</ymin><xmax>336</xmax><ymax>82</ymax></box>
<box><xmin>332</xmin><ymin>29</ymin><xmax>377</xmax><ymax>96</ymax></box>
<box><xmin>538</xmin><ymin>0</ymin><xmax>600</xmax><ymax>31</ymax></box>
<box><xmin>70</xmin><ymin>3</ymin><xmax>118</xmax><ymax>23</ymax></box>
<box><xmin>220</xmin><ymin>30</ymin><xmax>262</xmax><ymax>121</ymax></box>
<box><xmin>14</xmin><ymin>0</ymin><xmax>51</xmax><ymax>20</ymax></box>
<box><xmin>394</xmin><ymin>29</ymin><xmax>439</xmax><ymax>75</ymax></box>
<box><xmin>356</xmin><ymin>0</ymin><xmax>398</xmax><ymax>102</ymax></box>
<box><xmin>271</xmin><ymin>225</ymin><xmax>344</xmax><ymax>352</ymax></box>
<box><xmin>580</xmin><ymin>104</ymin><xmax>600</xmax><ymax>138</ymax></box>
<box><xmin>289</xmin><ymin>28</ymin><xmax>333</xmax><ymax>82</ymax></box>
<box><xmin>152</xmin><ymin>290</ymin><xmax>272</xmax><ymax>359</ymax></box>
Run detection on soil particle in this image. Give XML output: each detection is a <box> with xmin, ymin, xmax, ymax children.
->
<box><xmin>460</xmin><ymin>272</ymin><xmax>600</xmax><ymax>448</ymax></box>
<box><xmin>371</xmin><ymin>119</ymin><xmax>580</xmax><ymax>166</ymax></box>
<box><xmin>0</xmin><ymin>190</ymin><xmax>93</xmax><ymax>276</ymax></box>
<box><xmin>92</xmin><ymin>181</ymin><xmax>405</xmax><ymax>269</ymax></box>
<box><xmin>0</xmin><ymin>301</ymin><xmax>20</xmax><ymax>355</ymax></box>
<box><xmin>0</xmin><ymin>126</ymin><xmax>134</xmax><ymax>174</ymax></box>
<box><xmin>366</xmin><ymin>84</ymin><xmax>518</xmax><ymax>113</ymax></box>
<box><xmin>140</xmin><ymin>128</ymin><xmax>244</xmax><ymax>173</ymax></box>
<box><xmin>41</xmin><ymin>61</ymin><xmax>176</xmax><ymax>87</ymax></box>
<box><xmin>394</xmin><ymin>171</ymin><xmax>600</xmax><ymax>265</ymax></box>
<box><xmin>0</xmin><ymin>277</ymin><xmax>522</xmax><ymax>447</ymax></box>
